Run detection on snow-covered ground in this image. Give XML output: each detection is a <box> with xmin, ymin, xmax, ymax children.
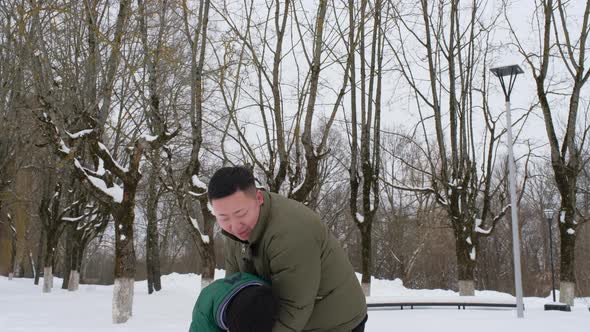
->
<box><xmin>1</xmin><ymin>271</ymin><xmax>588</xmax><ymax>331</ymax></box>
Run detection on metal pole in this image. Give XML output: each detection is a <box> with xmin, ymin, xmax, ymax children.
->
<box><xmin>548</xmin><ymin>216</ymin><xmax>556</xmax><ymax>303</ymax></box>
<box><xmin>505</xmin><ymin>99</ymin><xmax>525</xmax><ymax>318</ymax></box>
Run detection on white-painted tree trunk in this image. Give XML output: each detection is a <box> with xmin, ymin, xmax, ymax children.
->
<box><xmin>362</xmin><ymin>282</ymin><xmax>371</xmax><ymax>297</ymax></box>
<box><xmin>459</xmin><ymin>280</ymin><xmax>475</xmax><ymax>296</ymax></box>
<box><xmin>112</xmin><ymin>278</ymin><xmax>134</xmax><ymax>324</ymax></box>
<box><xmin>43</xmin><ymin>267</ymin><xmax>53</xmax><ymax>293</ymax></box>
<box><xmin>8</xmin><ymin>273</ymin><xmax>13</xmax><ymax>280</ymax></box>
<box><xmin>68</xmin><ymin>270</ymin><xmax>80</xmax><ymax>291</ymax></box>
<box><xmin>559</xmin><ymin>281</ymin><xmax>575</xmax><ymax>306</ymax></box>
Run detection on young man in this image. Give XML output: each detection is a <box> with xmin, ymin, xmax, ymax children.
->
<box><xmin>189</xmin><ymin>272</ymin><xmax>279</xmax><ymax>332</ymax></box>
<box><xmin>208</xmin><ymin>166</ymin><xmax>368</xmax><ymax>332</ymax></box>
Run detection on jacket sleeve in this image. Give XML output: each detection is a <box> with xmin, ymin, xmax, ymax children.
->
<box><xmin>224</xmin><ymin>238</ymin><xmax>240</xmax><ymax>276</ymax></box>
<box><xmin>268</xmin><ymin>232</ymin><xmax>321</xmax><ymax>332</ymax></box>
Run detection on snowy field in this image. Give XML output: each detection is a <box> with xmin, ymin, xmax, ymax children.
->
<box><xmin>1</xmin><ymin>271</ymin><xmax>588</xmax><ymax>332</ymax></box>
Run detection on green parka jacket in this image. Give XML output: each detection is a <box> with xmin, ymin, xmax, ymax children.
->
<box><xmin>188</xmin><ymin>272</ymin><xmax>268</xmax><ymax>332</ymax></box>
<box><xmin>224</xmin><ymin>191</ymin><xmax>367</xmax><ymax>332</ymax></box>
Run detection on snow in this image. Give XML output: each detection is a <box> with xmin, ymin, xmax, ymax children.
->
<box><xmin>292</xmin><ymin>181</ymin><xmax>304</xmax><ymax>193</ymax></box>
<box><xmin>97</xmin><ymin>142</ymin><xmax>129</xmax><ymax>173</ymax></box>
<box><xmin>191</xmin><ymin>175</ymin><xmax>207</xmax><ymax>190</ymax></box>
<box><xmin>1</xmin><ymin>272</ymin><xmax>588</xmax><ymax>332</ymax></box>
<box><xmin>86</xmin><ymin>175</ymin><xmax>123</xmax><ymax>204</ymax></box>
<box><xmin>65</xmin><ymin>129</ymin><xmax>94</xmax><ymax>139</ymax></box>
<box><xmin>120</xmin><ymin>235</ymin><xmax>127</xmax><ymax>241</ymax></box>
<box><xmin>560</xmin><ymin>211</ymin><xmax>566</xmax><ymax>223</ymax></box>
<box><xmin>58</xmin><ymin>139</ymin><xmax>71</xmax><ymax>154</ymax></box>
<box><xmin>567</xmin><ymin>228</ymin><xmax>575</xmax><ymax>235</ymax></box>
<box><xmin>201</xmin><ymin>235</ymin><xmax>210</xmax><ymax>244</ymax></box>
<box><xmin>75</xmin><ymin>158</ymin><xmax>123</xmax><ymax>204</ymax></box>
<box><xmin>62</xmin><ymin>215</ymin><xmax>87</xmax><ymax>222</ymax></box>
<box><xmin>356</xmin><ymin>212</ymin><xmax>365</xmax><ymax>223</ymax></box>
<box><xmin>470</xmin><ymin>247</ymin><xmax>476</xmax><ymax>261</ymax></box>
<box><xmin>96</xmin><ymin>158</ymin><xmax>105</xmax><ymax>176</ymax></box>
<box><xmin>189</xmin><ymin>216</ymin><xmax>202</xmax><ymax>234</ymax></box>
<box><xmin>474</xmin><ymin>218</ymin><xmax>491</xmax><ymax>235</ymax></box>
<box><xmin>466</xmin><ymin>236</ymin><xmax>472</xmax><ymax>245</ymax></box>
<box><xmin>141</xmin><ymin>134</ymin><xmax>158</xmax><ymax>142</ymax></box>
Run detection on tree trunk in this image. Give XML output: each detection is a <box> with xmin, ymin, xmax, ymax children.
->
<box><xmin>455</xmin><ymin>231</ymin><xmax>476</xmax><ymax>296</ymax></box>
<box><xmin>200</xmin><ymin>242</ymin><xmax>216</xmax><ymax>288</ymax></box>
<box><xmin>68</xmin><ymin>234</ymin><xmax>83</xmax><ymax>291</ymax></box>
<box><xmin>198</xmin><ymin>197</ymin><xmax>216</xmax><ymax>288</ymax></box>
<box><xmin>8</xmin><ymin>231</ymin><xmax>16</xmax><ymax>280</ymax></box>
<box><xmin>559</xmin><ymin>205</ymin><xmax>576</xmax><ymax>305</ymax></box>
<box><xmin>43</xmin><ymin>266</ymin><xmax>53</xmax><ymax>293</ymax></box>
<box><xmin>360</xmin><ymin>222</ymin><xmax>372</xmax><ymax>296</ymax></box>
<box><xmin>34</xmin><ymin>226</ymin><xmax>45</xmax><ymax>285</ymax></box>
<box><xmin>146</xmin><ymin>150</ymin><xmax>161</xmax><ymax>294</ymax></box>
<box><xmin>112</xmin><ymin>201</ymin><xmax>136</xmax><ymax>324</ymax></box>
<box><xmin>62</xmin><ymin>225</ymin><xmax>74</xmax><ymax>289</ymax></box>
<box><xmin>42</xmin><ymin>231</ymin><xmax>57</xmax><ymax>293</ymax></box>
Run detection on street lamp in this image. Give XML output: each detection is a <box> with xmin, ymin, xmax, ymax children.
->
<box><xmin>543</xmin><ymin>209</ymin><xmax>557</xmax><ymax>303</ymax></box>
<box><xmin>543</xmin><ymin>208</ymin><xmax>571</xmax><ymax>311</ymax></box>
<box><xmin>490</xmin><ymin>64</ymin><xmax>525</xmax><ymax>318</ymax></box>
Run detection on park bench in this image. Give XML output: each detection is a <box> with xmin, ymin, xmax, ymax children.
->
<box><xmin>367</xmin><ymin>296</ymin><xmax>518</xmax><ymax>310</ymax></box>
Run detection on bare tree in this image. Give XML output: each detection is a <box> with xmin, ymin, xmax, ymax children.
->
<box><xmin>211</xmin><ymin>0</ymin><xmax>343</xmax><ymax>203</ymax></box>
<box><xmin>137</xmin><ymin>0</ymin><xmax>174</xmax><ymax>295</ymax></box>
<box><xmin>162</xmin><ymin>0</ymin><xmax>218</xmax><ymax>287</ymax></box>
<box><xmin>341</xmin><ymin>0</ymin><xmax>387</xmax><ymax>295</ymax></box>
<box><xmin>38</xmin><ymin>178</ymin><xmax>67</xmax><ymax>293</ymax></box>
<box><xmin>385</xmin><ymin>0</ymin><xmax>531</xmax><ymax>295</ymax></box>
<box><xmin>506</xmin><ymin>0</ymin><xmax>590</xmax><ymax>305</ymax></box>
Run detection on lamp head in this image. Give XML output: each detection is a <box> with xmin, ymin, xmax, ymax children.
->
<box><xmin>544</xmin><ymin>208</ymin><xmax>555</xmax><ymax>220</ymax></box>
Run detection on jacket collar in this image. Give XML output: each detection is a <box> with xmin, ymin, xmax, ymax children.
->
<box><xmin>221</xmin><ymin>190</ymin><xmax>271</xmax><ymax>245</ymax></box>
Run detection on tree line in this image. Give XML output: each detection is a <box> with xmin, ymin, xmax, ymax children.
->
<box><xmin>0</xmin><ymin>0</ymin><xmax>588</xmax><ymax>324</ymax></box>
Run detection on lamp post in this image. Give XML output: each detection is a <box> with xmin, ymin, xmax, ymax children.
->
<box><xmin>543</xmin><ymin>208</ymin><xmax>571</xmax><ymax>311</ymax></box>
<box><xmin>543</xmin><ymin>209</ymin><xmax>557</xmax><ymax>303</ymax></box>
<box><xmin>490</xmin><ymin>64</ymin><xmax>524</xmax><ymax>318</ymax></box>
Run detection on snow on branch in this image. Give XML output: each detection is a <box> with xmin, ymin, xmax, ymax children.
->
<box><xmin>58</xmin><ymin>139</ymin><xmax>71</xmax><ymax>154</ymax></box>
<box><xmin>87</xmin><ymin>175</ymin><xmax>123</xmax><ymax>204</ymax></box>
<box><xmin>475</xmin><ymin>204</ymin><xmax>511</xmax><ymax>235</ymax></box>
<box><xmin>62</xmin><ymin>215</ymin><xmax>88</xmax><ymax>222</ymax></box>
<box><xmin>355</xmin><ymin>212</ymin><xmax>365</xmax><ymax>224</ymax></box>
<box><xmin>188</xmin><ymin>190</ymin><xmax>207</xmax><ymax>198</ymax></box>
<box><xmin>65</xmin><ymin>129</ymin><xmax>94</xmax><ymax>140</ymax></box>
<box><xmin>189</xmin><ymin>215</ymin><xmax>209</xmax><ymax>243</ymax></box>
<box><xmin>191</xmin><ymin>175</ymin><xmax>207</xmax><ymax>191</ymax></box>
<box><xmin>140</xmin><ymin>134</ymin><xmax>158</xmax><ymax>142</ymax></box>
<box><xmin>474</xmin><ymin>218</ymin><xmax>492</xmax><ymax>235</ymax></box>
<box><xmin>96</xmin><ymin>142</ymin><xmax>129</xmax><ymax>174</ymax></box>
<box><xmin>74</xmin><ymin>159</ymin><xmax>123</xmax><ymax>204</ymax></box>
<box><xmin>139</xmin><ymin>127</ymin><xmax>180</xmax><ymax>151</ymax></box>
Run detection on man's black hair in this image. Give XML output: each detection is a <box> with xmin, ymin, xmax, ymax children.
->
<box><xmin>208</xmin><ymin>166</ymin><xmax>256</xmax><ymax>200</ymax></box>
<box><xmin>225</xmin><ymin>284</ymin><xmax>279</xmax><ymax>332</ymax></box>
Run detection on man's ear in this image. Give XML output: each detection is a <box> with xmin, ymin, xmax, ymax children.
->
<box><xmin>256</xmin><ymin>190</ymin><xmax>264</xmax><ymax>206</ymax></box>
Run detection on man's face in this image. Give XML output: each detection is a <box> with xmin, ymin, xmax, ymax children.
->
<box><xmin>211</xmin><ymin>189</ymin><xmax>263</xmax><ymax>241</ymax></box>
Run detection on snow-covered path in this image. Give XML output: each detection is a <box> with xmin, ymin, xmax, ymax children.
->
<box><xmin>1</xmin><ymin>272</ymin><xmax>588</xmax><ymax>331</ymax></box>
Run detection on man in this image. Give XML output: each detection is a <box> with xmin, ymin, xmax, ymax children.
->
<box><xmin>208</xmin><ymin>166</ymin><xmax>368</xmax><ymax>332</ymax></box>
<box><xmin>189</xmin><ymin>272</ymin><xmax>279</xmax><ymax>332</ymax></box>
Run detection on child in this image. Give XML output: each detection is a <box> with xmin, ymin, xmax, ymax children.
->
<box><xmin>189</xmin><ymin>272</ymin><xmax>279</xmax><ymax>332</ymax></box>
